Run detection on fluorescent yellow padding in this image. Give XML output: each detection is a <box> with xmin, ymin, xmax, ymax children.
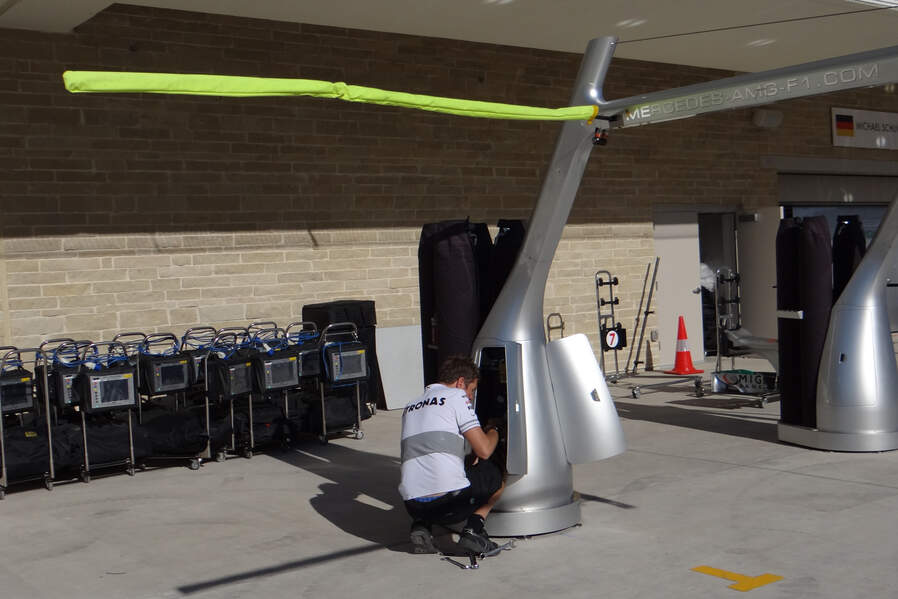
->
<box><xmin>62</xmin><ymin>71</ymin><xmax>598</xmax><ymax>122</ymax></box>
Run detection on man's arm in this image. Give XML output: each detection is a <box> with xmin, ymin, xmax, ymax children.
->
<box><xmin>463</xmin><ymin>426</ymin><xmax>499</xmax><ymax>460</ymax></box>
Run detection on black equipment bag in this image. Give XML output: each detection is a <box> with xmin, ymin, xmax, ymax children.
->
<box><xmin>293</xmin><ymin>336</ymin><xmax>321</xmax><ymax>378</ymax></box>
<box><xmin>206</xmin><ymin>349</ymin><xmax>257</xmax><ymax>400</ymax></box>
<box><xmin>81</xmin><ymin>416</ymin><xmax>151</xmax><ymax>465</ymax></box>
<box><xmin>234</xmin><ymin>401</ymin><xmax>288</xmax><ymax>447</ymax></box>
<box><xmin>139</xmin><ymin>354</ymin><xmax>191</xmax><ymax>395</ymax></box>
<box><xmin>302</xmin><ymin>300</ymin><xmax>384</xmax><ymax>409</ymax></box>
<box><xmin>34</xmin><ymin>364</ymin><xmax>80</xmax><ymax>411</ymax></box>
<box><xmin>182</xmin><ymin>349</ymin><xmax>211</xmax><ymax>386</ymax></box>
<box><xmin>0</xmin><ymin>420</ymin><xmax>88</xmax><ymax>481</ymax></box>
<box><xmin>0</xmin><ymin>368</ymin><xmax>35</xmax><ymax>415</ymax></box>
<box><xmin>74</xmin><ymin>364</ymin><xmax>139</xmax><ymax>414</ymax></box>
<box><xmin>252</xmin><ymin>347</ymin><xmax>301</xmax><ymax>393</ymax></box>
<box><xmin>307</xmin><ymin>387</ymin><xmax>372</xmax><ymax>434</ymax></box>
<box><xmin>138</xmin><ymin>410</ymin><xmax>210</xmax><ymax>456</ymax></box>
<box><xmin>1</xmin><ymin>424</ymin><xmax>48</xmax><ymax>480</ymax></box>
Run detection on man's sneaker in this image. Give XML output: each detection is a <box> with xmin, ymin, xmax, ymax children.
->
<box><xmin>409</xmin><ymin>522</ymin><xmax>437</xmax><ymax>554</ymax></box>
<box><xmin>458</xmin><ymin>527</ymin><xmax>499</xmax><ymax>555</ymax></box>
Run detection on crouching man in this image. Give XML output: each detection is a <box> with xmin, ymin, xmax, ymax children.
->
<box><xmin>398</xmin><ymin>355</ymin><xmax>505</xmax><ymax>554</ymax></box>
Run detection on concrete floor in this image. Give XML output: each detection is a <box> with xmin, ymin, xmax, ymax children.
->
<box><xmin>1</xmin><ymin>357</ymin><xmax>897</xmax><ymax>598</ymax></box>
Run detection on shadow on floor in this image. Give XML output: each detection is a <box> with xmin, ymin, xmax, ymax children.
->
<box><xmin>275</xmin><ymin>442</ymin><xmax>411</xmax><ymax>551</ymax></box>
<box><xmin>177</xmin><ymin>440</ymin><xmax>412</xmax><ymax>595</ymax></box>
<box><xmin>614</xmin><ymin>400</ymin><xmax>780</xmax><ymax>444</ymax></box>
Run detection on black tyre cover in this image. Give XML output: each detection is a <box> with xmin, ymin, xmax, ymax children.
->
<box><xmin>798</xmin><ymin>216</ymin><xmax>832</xmax><ymax>429</ymax></box>
<box><xmin>776</xmin><ymin>218</ymin><xmax>803</xmax><ymax>425</ymax></box>
<box><xmin>832</xmin><ymin>215</ymin><xmax>866</xmax><ymax>302</ymax></box>
<box><xmin>418</xmin><ymin>221</ymin><xmax>486</xmax><ymax>384</ymax></box>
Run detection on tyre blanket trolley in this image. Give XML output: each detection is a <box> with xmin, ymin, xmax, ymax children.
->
<box><xmin>137</xmin><ymin>333</ymin><xmax>211</xmax><ymax>470</ymax></box>
<box><xmin>315</xmin><ymin>322</ymin><xmax>368</xmax><ymax>444</ymax></box>
<box><xmin>112</xmin><ymin>331</ymin><xmax>147</xmax><ymax>420</ymax></box>
<box><xmin>203</xmin><ymin>329</ymin><xmax>257</xmax><ymax>459</ymax></box>
<box><xmin>73</xmin><ymin>341</ymin><xmax>141</xmax><ymax>482</ymax></box>
<box><xmin>0</xmin><ymin>347</ymin><xmax>53</xmax><ymax>498</ymax></box>
<box><xmin>244</xmin><ymin>325</ymin><xmax>297</xmax><ymax>452</ymax></box>
<box><xmin>34</xmin><ymin>338</ymin><xmax>94</xmax><ymax>488</ymax></box>
<box><xmin>180</xmin><ymin>326</ymin><xmax>229</xmax><ymax>462</ymax></box>
<box><xmin>284</xmin><ymin>320</ymin><xmax>324</xmax><ymax>440</ymax></box>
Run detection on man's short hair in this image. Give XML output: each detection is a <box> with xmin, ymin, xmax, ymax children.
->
<box><xmin>438</xmin><ymin>355</ymin><xmax>480</xmax><ymax>385</ymax></box>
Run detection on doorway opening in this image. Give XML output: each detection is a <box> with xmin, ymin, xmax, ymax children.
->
<box><xmin>698</xmin><ymin>212</ymin><xmax>738</xmax><ymax>356</ymax></box>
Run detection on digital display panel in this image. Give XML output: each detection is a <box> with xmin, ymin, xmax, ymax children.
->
<box><xmin>228</xmin><ymin>363</ymin><xmax>253</xmax><ymax>396</ymax></box>
<box><xmin>150</xmin><ymin>360</ymin><xmax>189</xmax><ymax>392</ymax></box>
<box><xmin>330</xmin><ymin>350</ymin><xmax>366</xmax><ymax>381</ymax></box>
<box><xmin>88</xmin><ymin>373</ymin><xmax>136</xmax><ymax>411</ymax></box>
<box><xmin>264</xmin><ymin>358</ymin><xmax>298</xmax><ymax>389</ymax></box>
<box><xmin>0</xmin><ymin>377</ymin><xmax>34</xmax><ymax>413</ymax></box>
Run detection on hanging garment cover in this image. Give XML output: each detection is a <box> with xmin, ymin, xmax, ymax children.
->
<box><xmin>418</xmin><ymin>221</ymin><xmax>491</xmax><ymax>385</ymax></box>
<box><xmin>776</xmin><ymin>219</ymin><xmax>802</xmax><ymax>425</ymax></box>
<box><xmin>488</xmin><ymin>219</ymin><xmax>527</xmax><ymax>313</ymax></box>
<box><xmin>832</xmin><ymin>215</ymin><xmax>867</xmax><ymax>302</ymax></box>
<box><xmin>776</xmin><ymin>217</ymin><xmax>832</xmax><ymax>428</ymax></box>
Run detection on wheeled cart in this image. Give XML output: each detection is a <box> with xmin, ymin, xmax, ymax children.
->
<box><xmin>204</xmin><ymin>329</ymin><xmax>257</xmax><ymax>459</ymax></box>
<box><xmin>312</xmin><ymin>322</ymin><xmax>368</xmax><ymax>444</ymax></box>
<box><xmin>138</xmin><ymin>333</ymin><xmax>212</xmax><ymax>471</ymax></box>
<box><xmin>0</xmin><ymin>347</ymin><xmax>55</xmax><ymax>499</ymax></box>
<box><xmin>74</xmin><ymin>342</ymin><xmax>143</xmax><ymax>482</ymax></box>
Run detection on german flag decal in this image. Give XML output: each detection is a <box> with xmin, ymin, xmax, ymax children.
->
<box><xmin>835</xmin><ymin>113</ymin><xmax>855</xmax><ymax>136</ymax></box>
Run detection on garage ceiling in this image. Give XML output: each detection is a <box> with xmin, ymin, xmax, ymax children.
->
<box><xmin>1</xmin><ymin>0</ymin><xmax>898</xmax><ymax>72</ymax></box>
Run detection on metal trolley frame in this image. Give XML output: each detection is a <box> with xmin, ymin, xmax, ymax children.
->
<box><xmin>0</xmin><ymin>347</ymin><xmax>54</xmax><ymax>499</ymax></box>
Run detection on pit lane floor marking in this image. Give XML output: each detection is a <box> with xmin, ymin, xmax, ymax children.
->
<box><xmin>692</xmin><ymin>565</ymin><xmax>783</xmax><ymax>592</ymax></box>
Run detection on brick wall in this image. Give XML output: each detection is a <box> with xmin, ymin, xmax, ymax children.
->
<box><xmin>1</xmin><ymin>4</ymin><xmax>896</xmax><ymax>356</ymax></box>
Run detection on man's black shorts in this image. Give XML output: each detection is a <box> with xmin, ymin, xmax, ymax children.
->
<box><xmin>403</xmin><ymin>459</ymin><xmax>503</xmax><ymax>526</ymax></box>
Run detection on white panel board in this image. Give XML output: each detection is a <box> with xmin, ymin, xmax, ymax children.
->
<box><xmin>375</xmin><ymin>325</ymin><xmax>423</xmax><ymax>410</ymax></box>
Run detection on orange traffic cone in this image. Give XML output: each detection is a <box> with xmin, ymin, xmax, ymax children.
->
<box><xmin>664</xmin><ymin>316</ymin><xmax>704</xmax><ymax>375</ymax></box>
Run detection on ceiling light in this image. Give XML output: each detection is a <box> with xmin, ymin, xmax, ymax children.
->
<box><xmin>483</xmin><ymin>0</ymin><xmax>515</xmax><ymax>5</ymax></box>
<box><xmin>616</xmin><ymin>18</ymin><xmax>647</xmax><ymax>28</ymax></box>
<box><xmin>747</xmin><ymin>38</ymin><xmax>776</xmax><ymax>47</ymax></box>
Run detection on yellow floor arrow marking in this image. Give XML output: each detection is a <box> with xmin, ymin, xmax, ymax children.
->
<box><xmin>692</xmin><ymin>565</ymin><xmax>784</xmax><ymax>592</ymax></box>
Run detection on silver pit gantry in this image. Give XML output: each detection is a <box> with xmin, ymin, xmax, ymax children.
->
<box><xmin>474</xmin><ymin>36</ymin><xmax>898</xmax><ymax>536</ymax></box>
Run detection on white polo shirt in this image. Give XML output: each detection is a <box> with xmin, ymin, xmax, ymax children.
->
<box><xmin>398</xmin><ymin>383</ymin><xmax>481</xmax><ymax>501</ymax></box>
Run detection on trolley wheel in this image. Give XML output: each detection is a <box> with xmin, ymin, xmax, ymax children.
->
<box><xmin>138</xmin><ymin>463</ymin><xmax>148</xmax><ymax>472</ymax></box>
<box><xmin>215</xmin><ymin>451</ymin><xmax>226</xmax><ymax>463</ymax></box>
<box><xmin>242</xmin><ymin>449</ymin><xmax>253</xmax><ymax>459</ymax></box>
<box><xmin>369</xmin><ymin>404</ymin><xmax>377</xmax><ymax>416</ymax></box>
<box><xmin>44</xmin><ymin>476</ymin><xmax>54</xmax><ymax>491</ymax></box>
<box><xmin>354</xmin><ymin>429</ymin><xmax>365</xmax><ymax>440</ymax></box>
<box><xmin>0</xmin><ymin>488</ymin><xmax>5</xmax><ymax>500</ymax></box>
<box><xmin>188</xmin><ymin>459</ymin><xmax>201</xmax><ymax>471</ymax></box>
<box><xmin>127</xmin><ymin>466</ymin><xmax>136</xmax><ymax>477</ymax></box>
<box><xmin>756</xmin><ymin>397</ymin><xmax>768</xmax><ymax>408</ymax></box>
<box><xmin>631</xmin><ymin>386</ymin><xmax>641</xmax><ymax>399</ymax></box>
<box><xmin>694</xmin><ymin>380</ymin><xmax>704</xmax><ymax>397</ymax></box>
<box><xmin>79</xmin><ymin>470</ymin><xmax>90</xmax><ymax>484</ymax></box>
<box><xmin>318</xmin><ymin>433</ymin><xmax>328</xmax><ymax>445</ymax></box>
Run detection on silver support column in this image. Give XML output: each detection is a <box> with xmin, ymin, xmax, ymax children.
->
<box><xmin>472</xmin><ymin>37</ymin><xmax>620</xmax><ymax>536</ymax></box>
